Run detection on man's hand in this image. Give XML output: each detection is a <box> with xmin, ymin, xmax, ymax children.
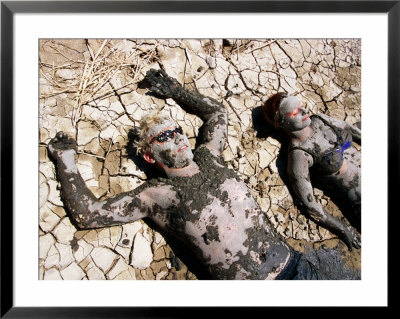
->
<box><xmin>48</xmin><ymin>131</ymin><xmax>77</xmax><ymax>160</ymax></box>
<box><xmin>144</xmin><ymin>69</ymin><xmax>181</xmax><ymax>99</ymax></box>
<box><xmin>341</xmin><ymin>225</ymin><xmax>361</xmax><ymax>251</ymax></box>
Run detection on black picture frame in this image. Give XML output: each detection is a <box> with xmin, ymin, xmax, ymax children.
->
<box><xmin>1</xmin><ymin>1</ymin><xmax>396</xmax><ymax>317</ymax></box>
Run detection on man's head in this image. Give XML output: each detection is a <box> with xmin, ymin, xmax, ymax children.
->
<box><xmin>137</xmin><ymin>111</ymin><xmax>194</xmax><ymax>169</ymax></box>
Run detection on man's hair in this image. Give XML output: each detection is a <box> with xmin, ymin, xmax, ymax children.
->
<box><xmin>135</xmin><ymin>110</ymin><xmax>172</xmax><ymax>155</ymax></box>
<box><xmin>262</xmin><ymin>92</ymin><xmax>288</xmax><ymax>128</ymax></box>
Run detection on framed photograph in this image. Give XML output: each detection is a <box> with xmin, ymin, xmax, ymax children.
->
<box><xmin>1</xmin><ymin>1</ymin><xmax>396</xmax><ymax>317</ymax></box>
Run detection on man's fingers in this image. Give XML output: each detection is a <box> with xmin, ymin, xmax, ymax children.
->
<box><xmin>55</xmin><ymin>131</ymin><xmax>68</xmax><ymax>142</ymax></box>
<box><xmin>150</xmin><ymin>86</ymin><xmax>164</xmax><ymax>96</ymax></box>
<box><xmin>157</xmin><ymin>69</ymin><xmax>168</xmax><ymax>77</ymax></box>
<box><xmin>55</xmin><ymin>132</ymin><xmax>62</xmax><ymax>140</ymax></box>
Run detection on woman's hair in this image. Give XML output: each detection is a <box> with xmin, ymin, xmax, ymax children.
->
<box><xmin>135</xmin><ymin>110</ymin><xmax>172</xmax><ymax>155</ymax></box>
<box><xmin>262</xmin><ymin>92</ymin><xmax>288</xmax><ymax>128</ymax></box>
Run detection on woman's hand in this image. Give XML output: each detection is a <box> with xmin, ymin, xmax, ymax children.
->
<box><xmin>340</xmin><ymin>225</ymin><xmax>361</xmax><ymax>251</ymax></box>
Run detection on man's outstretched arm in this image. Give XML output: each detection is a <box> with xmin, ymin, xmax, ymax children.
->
<box><xmin>47</xmin><ymin>132</ymin><xmax>174</xmax><ymax>229</ymax></box>
<box><xmin>144</xmin><ymin>68</ymin><xmax>228</xmax><ymax>156</ymax></box>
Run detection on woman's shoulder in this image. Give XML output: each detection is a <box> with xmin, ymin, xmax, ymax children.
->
<box><xmin>312</xmin><ymin>113</ymin><xmax>346</xmax><ymax>129</ymax></box>
<box><xmin>288</xmin><ymin>138</ymin><xmax>314</xmax><ymax>157</ymax></box>
<box><xmin>310</xmin><ymin>113</ymin><xmax>327</xmax><ymax>126</ymax></box>
<box><xmin>288</xmin><ymin>128</ymin><xmax>318</xmax><ymax>157</ymax></box>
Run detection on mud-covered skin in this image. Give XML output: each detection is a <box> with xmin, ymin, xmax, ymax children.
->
<box><xmin>279</xmin><ymin>95</ymin><xmax>312</xmax><ymax>132</ymax></box>
<box><xmin>48</xmin><ymin>71</ymin><xmax>355</xmax><ymax>279</ymax></box>
<box><xmin>48</xmin><ymin>135</ymin><xmax>291</xmax><ymax>279</ymax></box>
<box><xmin>142</xmin><ymin>69</ymin><xmax>292</xmax><ymax>278</ymax></box>
<box><xmin>145</xmin><ymin>69</ymin><xmax>227</xmax><ymax>155</ymax></box>
<box><xmin>47</xmin><ymin>69</ymin><xmax>296</xmax><ymax>280</ymax></box>
<box><xmin>156</xmin><ymin>145</ymin><xmax>291</xmax><ymax>279</ymax></box>
<box><xmin>146</xmin><ymin>119</ymin><xmax>194</xmax><ymax>168</ymax></box>
<box><xmin>285</xmin><ymin>111</ymin><xmax>361</xmax><ymax>251</ymax></box>
<box><xmin>48</xmin><ymin>132</ymin><xmax>177</xmax><ymax>229</ymax></box>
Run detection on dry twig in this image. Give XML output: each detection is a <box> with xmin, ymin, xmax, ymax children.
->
<box><xmin>39</xmin><ymin>40</ymin><xmax>158</xmax><ymax>128</ymax></box>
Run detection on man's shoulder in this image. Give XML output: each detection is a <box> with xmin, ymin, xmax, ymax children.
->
<box><xmin>193</xmin><ymin>144</ymin><xmax>209</xmax><ymax>153</ymax></box>
<box><xmin>137</xmin><ymin>176</ymin><xmax>170</xmax><ymax>189</ymax></box>
<box><xmin>193</xmin><ymin>144</ymin><xmax>224</xmax><ymax>164</ymax></box>
<box><xmin>193</xmin><ymin>144</ymin><xmax>210</xmax><ymax>160</ymax></box>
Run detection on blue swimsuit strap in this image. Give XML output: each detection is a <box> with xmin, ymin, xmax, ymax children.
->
<box><xmin>314</xmin><ymin>115</ymin><xmax>352</xmax><ymax>167</ymax></box>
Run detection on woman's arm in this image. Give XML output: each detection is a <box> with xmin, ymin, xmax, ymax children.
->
<box><xmin>144</xmin><ymin>68</ymin><xmax>228</xmax><ymax>156</ymax></box>
<box><xmin>287</xmin><ymin>149</ymin><xmax>361</xmax><ymax>250</ymax></box>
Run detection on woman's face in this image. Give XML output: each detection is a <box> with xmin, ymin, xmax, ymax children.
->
<box><xmin>279</xmin><ymin>96</ymin><xmax>311</xmax><ymax>132</ymax></box>
<box><xmin>146</xmin><ymin>119</ymin><xmax>194</xmax><ymax>169</ymax></box>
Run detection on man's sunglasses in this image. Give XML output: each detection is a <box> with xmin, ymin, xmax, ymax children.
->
<box><xmin>149</xmin><ymin>126</ymin><xmax>183</xmax><ymax>144</ymax></box>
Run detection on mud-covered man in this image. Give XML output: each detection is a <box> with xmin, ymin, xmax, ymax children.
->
<box><xmin>48</xmin><ymin>69</ymin><xmax>355</xmax><ymax>280</ymax></box>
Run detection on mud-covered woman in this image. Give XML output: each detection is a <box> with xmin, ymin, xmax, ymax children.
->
<box><xmin>47</xmin><ymin>69</ymin><xmax>358</xmax><ymax>279</ymax></box>
<box><xmin>262</xmin><ymin>92</ymin><xmax>361</xmax><ymax>251</ymax></box>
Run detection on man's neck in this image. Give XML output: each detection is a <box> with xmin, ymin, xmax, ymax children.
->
<box><xmin>162</xmin><ymin>161</ymin><xmax>200</xmax><ymax>178</ymax></box>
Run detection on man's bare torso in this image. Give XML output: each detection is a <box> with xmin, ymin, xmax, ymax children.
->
<box><xmin>142</xmin><ymin>145</ymin><xmax>291</xmax><ymax>279</ymax></box>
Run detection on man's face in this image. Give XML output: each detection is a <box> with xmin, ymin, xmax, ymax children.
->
<box><xmin>279</xmin><ymin>96</ymin><xmax>311</xmax><ymax>132</ymax></box>
<box><xmin>145</xmin><ymin>119</ymin><xmax>194</xmax><ymax>168</ymax></box>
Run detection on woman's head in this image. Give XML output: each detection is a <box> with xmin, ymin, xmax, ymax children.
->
<box><xmin>262</xmin><ymin>92</ymin><xmax>288</xmax><ymax>128</ymax></box>
<box><xmin>262</xmin><ymin>93</ymin><xmax>311</xmax><ymax>132</ymax></box>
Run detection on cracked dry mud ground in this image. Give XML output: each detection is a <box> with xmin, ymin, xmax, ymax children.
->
<box><xmin>39</xmin><ymin>39</ymin><xmax>361</xmax><ymax>280</ymax></box>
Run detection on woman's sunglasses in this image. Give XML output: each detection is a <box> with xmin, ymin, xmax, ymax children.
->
<box><xmin>149</xmin><ymin>126</ymin><xmax>183</xmax><ymax>144</ymax></box>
